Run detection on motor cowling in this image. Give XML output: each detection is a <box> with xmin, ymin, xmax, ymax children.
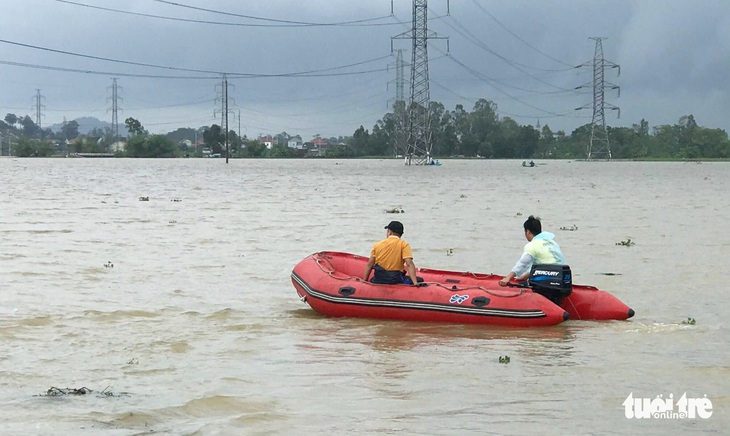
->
<box><xmin>528</xmin><ymin>264</ymin><xmax>572</xmax><ymax>305</ymax></box>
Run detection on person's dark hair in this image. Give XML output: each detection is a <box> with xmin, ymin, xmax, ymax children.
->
<box><xmin>523</xmin><ymin>215</ymin><xmax>542</xmax><ymax>235</ymax></box>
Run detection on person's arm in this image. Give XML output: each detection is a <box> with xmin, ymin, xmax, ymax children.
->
<box><xmin>498</xmin><ymin>271</ymin><xmax>516</xmax><ymax>286</ymax></box>
<box><xmin>404</xmin><ymin>257</ymin><xmax>418</xmax><ymax>285</ymax></box>
<box><xmin>363</xmin><ymin>256</ymin><xmax>376</xmax><ymax>281</ymax></box>
<box><xmin>498</xmin><ymin>253</ymin><xmax>533</xmax><ymax>286</ymax></box>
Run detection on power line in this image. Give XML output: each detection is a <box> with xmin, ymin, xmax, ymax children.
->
<box><xmin>438</xmin><ymin>15</ymin><xmax>576</xmax><ymax>92</ymax></box>
<box><xmin>444</xmin><ymin>53</ymin><xmax>568</xmax><ymax>118</ymax></box>
<box><xmin>468</xmin><ymin>0</ymin><xmax>574</xmax><ymax>68</ymax></box>
<box><xmin>54</xmin><ymin>0</ymin><xmax>398</xmax><ymax>28</ymax></box>
<box><xmin>151</xmin><ymin>0</ymin><xmax>396</xmax><ymax>27</ymax></box>
<box><xmin>0</xmin><ymin>37</ymin><xmax>392</xmax><ymax>78</ymax></box>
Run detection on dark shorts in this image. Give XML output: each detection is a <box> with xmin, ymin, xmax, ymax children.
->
<box><xmin>370</xmin><ymin>265</ymin><xmax>404</xmax><ymax>284</ymax></box>
<box><xmin>370</xmin><ymin>265</ymin><xmax>423</xmax><ymax>285</ymax></box>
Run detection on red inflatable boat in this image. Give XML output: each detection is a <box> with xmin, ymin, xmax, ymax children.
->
<box><xmin>291</xmin><ymin>251</ymin><xmax>634</xmax><ymax>327</ymax></box>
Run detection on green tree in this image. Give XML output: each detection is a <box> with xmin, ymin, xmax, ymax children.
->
<box><xmin>348</xmin><ymin>125</ymin><xmax>370</xmax><ymax>156</ymax></box>
<box><xmin>124</xmin><ymin>134</ymin><xmax>177</xmax><ymax>157</ymax></box>
<box><xmin>537</xmin><ymin>124</ymin><xmax>556</xmax><ymax>158</ymax></box>
<box><xmin>14</xmin><ymin>138</ymin><xmax>53</xmax><ymax>157</ymax></box>
<box><xmin>145</xmin><ymin>135</ymin><xmax>177</xmax><ymax>157</ymax></box>
<box><xmin>20</xmin><ymin>116</ymin><xmax>41</xmax><ymax>138</ymax></box>
<box><xmin>240</xmin><ymin>139</ymin><xmax>267</xmax><ymax>157</ymax></box>
<box><xmin>125</xmin><ymin>135</ymin><xmax>147</xmax><ymax>157</ymax></box>
<box><xmin>61</xmin><ymin>120</ymin><xmax>80</xmax><ymax>140</ymax></box>
<box><xmin>515</xmin><ymin>125</ymin><xmax>540</xmax><ymax>158</ymax></box>
<box><xmin>4</xmin><ymin>113</ymin><xmax>18</xmax><ymax>126</ymax></box>
<box><xmin>203</xmin><ymin>124</ymin><xmax>224</xmax><ymax>154</ymax></box>
<box><xmin>125</xmin><ymin>117</ymin><xmax>145</xmax><ymax>136</ymax></box>
<box><xmin>268</xmin><ymin>143</ymin><xmax>296</xmax><ymax>158</ymax></box>
<box><xmin>324</xmin><ymin>143</ymin><xmax>356</xmax><ymax>158</ymax></box>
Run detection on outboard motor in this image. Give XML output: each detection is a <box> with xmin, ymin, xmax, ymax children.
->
<box><xmin>528</xmin><ymin>264</ymin><xmax>572</xmax><ymax>305</ymax></box>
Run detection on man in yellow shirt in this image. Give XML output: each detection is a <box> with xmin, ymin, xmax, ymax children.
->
<box><xmin>363</xmin><ymin>221</ymin><xmax>419</xmax><ymax>285</ymax></box>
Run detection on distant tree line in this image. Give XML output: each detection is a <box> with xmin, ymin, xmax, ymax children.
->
<box><xmin>3</xmin><ymin>99</ymin><xmax>729</xmax><ymax>159</ymax></box>
<box><xmin>342</xmin><ymin>99</ymin><xmax>729</xmax><ymax>159</ymax></box>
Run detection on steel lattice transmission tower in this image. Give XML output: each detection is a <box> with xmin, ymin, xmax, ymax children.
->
<box><xmin>32</xmin><ymin>89</ymin><xmax>45</xmax><ymax>133</ymax></box>
<box><xmin>107</xmin><ymin>78</ymin><xmax>123</xmax><ymax>141</ymax></box>
<box><xmin>576</xmin><ymin>37</ymin><xmax>620</xmax><ymax>160</ymax></box>
<box><xmin>392</xmin><ymin>0</ymin><xmax>448</xmax><ymax>165</ymax></box>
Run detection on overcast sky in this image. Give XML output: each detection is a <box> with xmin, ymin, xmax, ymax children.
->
<box><xmin>1</xmin><ymin>0</ymin><xmax>728</xmax><ymax>139</ymax></box>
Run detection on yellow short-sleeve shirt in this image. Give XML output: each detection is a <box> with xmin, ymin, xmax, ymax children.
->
<box><xmin>371</xmin><ymin>235</ymin><xmax>413</xmax><ymax>271</ymax></box>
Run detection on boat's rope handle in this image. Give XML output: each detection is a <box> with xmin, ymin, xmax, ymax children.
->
<box><xmin>311</xmin><ymin>254</ymin><xmax>524</xmax><ymax>297</ymax></box>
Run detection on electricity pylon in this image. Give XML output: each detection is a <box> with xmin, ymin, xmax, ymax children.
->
<box><xmin>392</xmin><ymin>0</ymin><xmax>448</xmax><ymax>165</ymax></box>
<box><xmin>576</xmin><ymin>37</ymin><xmax>620</xmax><ymax>160</ymax></box>
<box><xmin>32</xmin><ymin>89</ymin><xmax>45</xmax><ymax>134</ymax></box>
<box><xmin>107</xmin><ymin>78</ymin><xmax>123</xmax><ymax>141</ymax></box>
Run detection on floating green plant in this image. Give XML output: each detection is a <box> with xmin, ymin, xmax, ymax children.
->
<box><xmin>385</xmin><ymin>208</ymin><xmax>404</xmax><ymax>214</ymax></box>
<box><xmin>681</xmin><ymin>317</ymin><xmax>696</xmax><ymax>325</ymax></box>
<box><xmin>139</xmin><ymin>196</ymin><xmax>149</xmax><ymax>201</ymax></box>
<box><xmin>446</xmin><ymin>248</ymin><xmax>454</xmax><ymax>256</ymax></box>
<box><xmin>560</xmin><ymin>224</ymin><xmax>578</xmax><ymax>231</ymax></box>
<box><xmin>499</xmin><ymin>355</ymin><xmax>511</xmax><ymax>364</ymax></box>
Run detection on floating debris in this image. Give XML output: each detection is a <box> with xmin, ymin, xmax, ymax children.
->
<box><xmin>598</xmin><ymin>272</ymin><xmax>622</xmax><ymax>276</ymax></box>
<box><xmin>127</xmin><ymin>358</ymin><xmax>139</xmax><ymax>365</ymax></box>
<box><xmin>37</xmin><ymin>386</ymin><xmax>129</xmax><ymax>398</ymax></box>
<box><xmin>168</xmin><ymin>220</ymin><xmax>177</xmax><ymax>224</ymax></box>
<box><xmin>616</xmin><ymin>238</ymin><xmax>635</xmax><ymax>247</ymax></box>
<box><xmin>560</xmin><ymin>224</ymin><xmax>578</xmax><ymax>231</ymax></box>
<box><xmin>139</xmin><ymin>196</ymin><xmax>149</xmax><ymax>201</ymax></box>
<box><xmin>104</xmin><ymin>261</ymin><xmax>114</xmax><ymax>268</ymax></box>
<box><xmin>385</xmin><ymin>208</ymin><xmax>405</xmax><ymax>214</ymax></box>
<box><xmin>499</xmin><ymin>355</ymin><xmax>511</xmax><ymax>364</ymax></box>
<box><xmin>681</xmin><ymin>317</ymin><xmax>696</xmax><ymax>325</ymax></box>
<box><xmin>459</xmin><ymin>194</ymin><xmax>467</xmax><ymax>198</ymax></box>
<box><xmin>39</xmin><ymin>387</ymin><xmax>92</xmax><ymax>397</ymax></box>
<box><xmin>516</xmin><ymin>212</ymin><xmax>522</xmax><ymax>216</ymax></box>
<box><xmin>171</xmin><ymin>198</ymin><xmax>182</xmax><ymax>202</ymax></box>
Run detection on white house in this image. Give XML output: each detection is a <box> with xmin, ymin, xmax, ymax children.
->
<box><xmin>287</xmin><ymin>136</ymin><xmax>304</xmax><ymax>149</ymax></box>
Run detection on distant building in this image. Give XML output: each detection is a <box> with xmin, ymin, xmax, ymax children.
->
<box><xmin>110</xmin><ymin>141</ymin><xmax>126</xmax><ymax>152</ymax></box>
<box><xmin>310</xmin><ymin>137</ymin><xmax>329</xmax><ymax>156</ymax></box>
<box><xmin>260</xmin><ymin>136</ymin><xmax>276</xmax><ymax>149</ymax></box>
<box><xmin>287</xmin><ymin>136</ymin><xmax>304</xmax><ymax>149</ymax></box>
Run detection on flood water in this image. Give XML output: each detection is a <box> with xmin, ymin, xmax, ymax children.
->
<box><xmin>1</xmin><ymin>158</ymin><xmax>728</xmax><ymax>435</ymax></box>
